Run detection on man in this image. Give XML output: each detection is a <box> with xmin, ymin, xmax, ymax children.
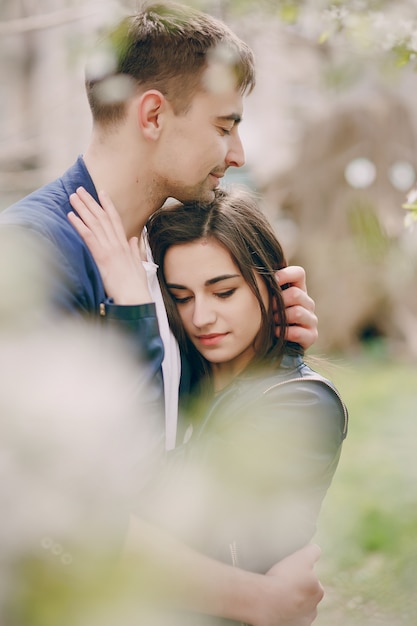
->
<box><xmin>0</xmin><ymin>3</ymin><xmax>321</xmax><ymax>624</ymax></box>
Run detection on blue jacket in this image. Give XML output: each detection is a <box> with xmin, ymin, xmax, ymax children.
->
<box><xmin>0</xmin><ymin>156</ymin><xmax>165</xmax><ymax>404</ymax></box>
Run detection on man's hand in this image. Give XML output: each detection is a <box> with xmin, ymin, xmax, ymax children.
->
<box><xmin>276</xmin><ymin>266</ymin><xmax>318</xmax><ymax>351</ymax></box>
<box><xmin>250</xmin><ymin>544</ymin><xmax>324</xmax><ymax>626</ymax></box>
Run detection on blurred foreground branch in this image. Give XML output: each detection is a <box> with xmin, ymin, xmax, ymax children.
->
<box><xmin>0</xmin><ymin>2</ymin><xmax>115</xmax><ymax>35</ymax></box>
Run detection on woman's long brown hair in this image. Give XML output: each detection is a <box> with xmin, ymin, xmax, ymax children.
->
<box><xmin>147</xmin><ymin>187</ymin><xmax>299</xmax><ymax>385</ymax></box>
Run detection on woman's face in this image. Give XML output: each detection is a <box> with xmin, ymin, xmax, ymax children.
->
<box><xmin>164</xmin><ymin>237</ymin><xmax>269</xmax><ymax>387</ymax></box>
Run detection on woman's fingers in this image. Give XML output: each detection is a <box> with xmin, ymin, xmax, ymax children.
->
<box><xmin>68</xmin><ymin>192</ymin><xmax>151</xmax><ymax>304</ymax></box>
<box><xmin>67</xmin><ymin>206</ymin><xmax>102</xmax><ymax>256</ymax></box>
<box><xmin>69</xmin><ymin>187</ymin><xmax>104</xmax><ymax>233</ymax></box>
<box><xmin>69</xmin><ymin>187</ymin><xmax>127</xmax><ymax>249</ymax></box>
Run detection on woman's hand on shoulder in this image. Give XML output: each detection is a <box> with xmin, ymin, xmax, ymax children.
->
<box><xmin>68</xmin><ymin>187</ymin><xmax>152</xmax><ymax>305</ymax></box>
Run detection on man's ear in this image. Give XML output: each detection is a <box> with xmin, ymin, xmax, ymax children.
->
<box><xmin>137</xmin><ymin>90</ymin><xmax>166</xmax><ymax>140</ymax></box>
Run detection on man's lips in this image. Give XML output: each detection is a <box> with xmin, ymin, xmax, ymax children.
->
<box><xmin>196</xmin><ymin>333</ymin><xmax>228</xmax><ymax>346</ymax></box>
<box><xmin>210</xmin><ymin>172</ymin><xmax>225</xmax><ymax>183</ymax></box>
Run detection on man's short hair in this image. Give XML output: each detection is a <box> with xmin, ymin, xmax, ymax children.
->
<box><xmin>85</xmin><ymin>1</ymin><xmax>255</xmax><ymax>125</ymax></box>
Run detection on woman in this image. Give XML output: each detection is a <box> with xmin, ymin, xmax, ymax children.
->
<box><xmin>144</xmin><ymin>188</ymin><xmax>347</xmax><ymax>572</ymax></box>
<box><xmin>68</xmin><ymin>186</ymin><xmax>347</xmax><ymax>616</ymax></box>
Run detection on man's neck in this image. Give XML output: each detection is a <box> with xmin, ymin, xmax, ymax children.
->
<box><xmin>83</xmin><ymin>137</ymin><xmax>166</xmax><ymax>239</ymax></box>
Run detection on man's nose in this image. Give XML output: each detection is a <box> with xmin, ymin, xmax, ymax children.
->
<box><xmin>226</xmin><ymin>132</ymin><xmax>245</xmax><ymax>168</ymax></box>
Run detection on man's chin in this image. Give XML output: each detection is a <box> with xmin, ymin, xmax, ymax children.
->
<box><xmin>178</xmin><ymin>188</ymin><xmax>216</xmax><ymax>204</ymax></box>
<box><xmin>197</xmin><ymin>184</ymin><xmax>218</xmax><ymax>203</ymax></box>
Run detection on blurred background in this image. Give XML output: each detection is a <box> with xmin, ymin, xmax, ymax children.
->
<box><xmin>1</xmin><ymin>0</ymin><xmax>417</xmax><ymax>624</ymax></box>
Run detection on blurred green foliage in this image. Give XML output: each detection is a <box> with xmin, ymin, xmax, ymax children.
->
<box><xmin>315</xmin><ymin>353</ymin><xmax>417</xmax><ymax>624</ymax></box>
<box><xmin>403</xmin><ymin>190</ymin><xmax>417</xmax><ymax>227</ymax></box>
<box><xmin>348</xmin><ymin>200</ymin><xmax>390</xmax><ymax>262</ymax></box>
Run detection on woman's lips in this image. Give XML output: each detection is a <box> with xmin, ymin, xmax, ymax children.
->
<box><xmin>197</xmin><ymin>333</ymin><xmax>228</xmax><ymax>346</ymax></box>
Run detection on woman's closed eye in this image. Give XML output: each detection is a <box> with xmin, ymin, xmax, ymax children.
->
<box><xmin>170</xmin><ymin>293</ymin><xmax>193</xmax><ymax>304</ymax></box>
<box><xmin>215</xmin><ymin>288</ymin><xmax>236</xmax><ymax>299</ymax></box>
<box><xmin>169</xmin><ymin>288</ymin><xmax>237</xmax><ymax>304</ymax></box>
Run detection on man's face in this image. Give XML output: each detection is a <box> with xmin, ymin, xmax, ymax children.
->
<box><xmin>154</xmin><ymin>87</ymin><xmax>245</xmax><ymax>203</ymax></box>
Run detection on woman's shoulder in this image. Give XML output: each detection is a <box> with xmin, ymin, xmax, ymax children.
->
<box><xmin>237</xmin><ymin>353</ymin><xmax>330</xmax><ymax>393</ymax></box>
<box><xmin>261</xmin><ymin>354</ymin><xmax>341</xmax><ymax>396</ymax></box>
<box><xmin>233</xmin><ymin>354</ymin><xmax>348</xmax><ymax>438</ymax></box>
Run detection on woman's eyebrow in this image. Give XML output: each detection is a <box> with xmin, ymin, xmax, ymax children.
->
<box><xmin>167</xmin><ymin>274</ymin><xmax>240</xmax><ymax>290</ymax></box>
<box><xmin>206</xmin><ymin>274</ymin><xmax>240</xmax><ymax>286</ymax></box>
<box><xmin>166</xmin><ymin>283</ymin><xmax>187</xmax><ymax>290</ymax></box>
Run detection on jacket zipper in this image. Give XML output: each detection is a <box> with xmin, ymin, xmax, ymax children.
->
<box><xmin>229</xmin><ymin>541</ymin><xmax>248</xmax><ymax>626</ymax></box>
<box><xmin>229</xmin><ymin>540</ymin><xmax>240</xmax><ymax>568</ymax></box>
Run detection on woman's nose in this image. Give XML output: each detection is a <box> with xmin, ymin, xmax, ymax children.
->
<box><xmin>192</xmin><ymin>297</ymin><xmax>216</xmax><ymax>328</ymax></box>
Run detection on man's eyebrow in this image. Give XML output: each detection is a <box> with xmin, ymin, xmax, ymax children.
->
<box><xmin>167</xmin><ymin>274</ymin><xmax>240</xmax><ymax>290</ymax></box>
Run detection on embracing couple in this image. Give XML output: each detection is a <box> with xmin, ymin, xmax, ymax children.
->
<box><xmin>1</xmin><ymin>3</ymin><xmax>347</xmax><ymax>625</ymax></box>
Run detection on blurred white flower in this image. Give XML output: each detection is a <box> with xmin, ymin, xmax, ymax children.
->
<box><xmin>0</xmin><ymin>317</ymin><xmax>162</xmax><ymax>623</ymax></box>
<box><xmin>402</xmin><ymin>186</ymin><xmax>417</xmax><ymax>229</ymax></box>
<box><xmin>0</xmin><ymin>322</ymin><xmax>159</xmax><ymax>554</ymax></box>
<box><xmin>85</xmin><ymin>44</ymin><xmax>118</xmax><ymax>82</ymax></box>
<box><xmin>203</xmin><ymin>43</ymin><xmax>240</xmax><ymax>95</ymax></box>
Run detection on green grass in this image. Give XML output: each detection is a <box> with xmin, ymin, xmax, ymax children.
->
<box><xmin>314</xmin><ymin>351</ymin><xmax>417</xmax><ymax>625</ymax></box>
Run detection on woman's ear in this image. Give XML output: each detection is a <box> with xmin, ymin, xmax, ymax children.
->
<box><xmin>137</xmin><ymin>90</ymin><xmax>166</xmax><ymax>140</ymax></box>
